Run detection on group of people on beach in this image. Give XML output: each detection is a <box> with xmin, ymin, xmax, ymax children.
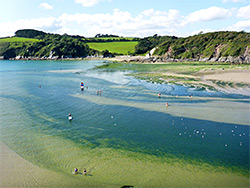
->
<box><xmin>74</xmin><ymin>167</ymin><xmax>87</xmax><ymax>175</ymax></box>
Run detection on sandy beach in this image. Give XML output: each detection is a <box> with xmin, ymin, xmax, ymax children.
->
<box><xmin>201</xmin><ymin>69</ymin><xmax>250</xmax><ymax>84</ymax></box>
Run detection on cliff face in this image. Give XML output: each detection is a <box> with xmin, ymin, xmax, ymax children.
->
<box><xmin>161</xmin><ymin>45</ymin><xmax>250</xmax><ymax>63</ymax></box>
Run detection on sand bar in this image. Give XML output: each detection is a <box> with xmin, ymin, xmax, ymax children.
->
<box><xmin>202</xmin><ymin>70</ymin><xmax>250</xmax><ymax>84</ymax></box>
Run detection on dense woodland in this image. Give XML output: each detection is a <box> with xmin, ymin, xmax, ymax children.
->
<box><xmin>155</xmin><ymin>31</ymin><xmax>250</xmax><ymax>60</ymax></box>
<box><xmin>136</xmin><ymin>31</ymin><xmax>250</xmax><ymax>62</ymax></box>
<box><xmin>1</xmin><ymin>29</ymin><xmax>92</xmax><ymax>59</ymax></box>
<box><xmin>0</xmin><ymin>29</ymin><xmax>249</xmax><ymax>62</ymax></box>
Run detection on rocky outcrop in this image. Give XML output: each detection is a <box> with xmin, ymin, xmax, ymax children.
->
<box><xmin>243</xmin><ymin>46</ymin><xmax>250</xmax><ymax>63</ymax></box>
<box><xmin>158</xmin><ymin>45</ymin><xmax>250</xmax><ymax>64</ymax></box>
<box><xmin>119</xmin><ymin>54</ymin><xmax>250</xmax><ymax>64</ymax></box>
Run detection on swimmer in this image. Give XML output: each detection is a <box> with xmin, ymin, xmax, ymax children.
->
<box><xmin>74</xmin><ymin>168</ymin><xmax>78</xmax><ymax>174</ymax></box>
<box><xmin>166</xmin><ymin>102</ymin><xmax>169</xmax><ymax>107</ymax></box>
<box><xmin>158</xmin><ymin>93</ymin><xmax>161</xmax><ymax>98</ymax></box>
<box><xmin>83</xmin><ymin>168</ymin><xmax>87</xmax><ymax>175</ymax></box>
<box><xmin>68</xmin><ymin>113</ymin><xmax>73</xmax><ymax>121</ymax></box>
<box><xmin>96</xmin><ymin>90</ymin><xmax>99</xmax><ymax>95</ymax></box>
<box><xmin>81</xmin><ymin>82</ymin><xmax>84</xmax><ymax>91</ymax></box>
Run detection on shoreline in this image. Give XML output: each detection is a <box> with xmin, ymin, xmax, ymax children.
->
<box><xmin>103</xmin><ymin>56</ymin><xmax>250</xmax><ymax>81</ymax></box>
<box><xmin>103</xmin><ymin>57</ymin><xmax>250</xmax><ymax>95</ymax></box>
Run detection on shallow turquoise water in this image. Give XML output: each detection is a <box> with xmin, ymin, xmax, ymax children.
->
<box><xmin>0</xmin><ymin>60</ymin><xmax>249</xmax><ymax>175</ymax></box>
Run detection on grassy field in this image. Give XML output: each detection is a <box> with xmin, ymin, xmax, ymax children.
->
<box><xmin>87</xmin><ymin>41</ymin><xmax>138</xmax><ymax>54</ymax></box>
<box><xmin>0</xmin><ymin>37</ymin><xmax>39</xmax><ymax>43</ymax></box>
<box><xmin>0</xmin><ymin>37</ymin><xmax>40</xmax><ymax>51</ymax></box>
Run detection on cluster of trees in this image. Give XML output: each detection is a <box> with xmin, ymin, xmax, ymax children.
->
<box><xmin>95</xmin><ymin>34</ymin><xmax>120</xmax><ymax>38</ymax></box>
<box><xmin>85</xmin><ymin>37</ymin><xmax>139</xmax><ymax>43</ymax></box>
<box><xmin>15</xmin><ymin>29</ymin><xmax>47</xmax><ymax>39</ymax></box>
<box><xmin>18</xmin><ymin>34</ymin><xmax>93</xmax><ymax>58</ymax></box>
<box><xmin>135</xmin><ymin>34</ymin><xmax>177</xmax><ymax>54</ymax></box>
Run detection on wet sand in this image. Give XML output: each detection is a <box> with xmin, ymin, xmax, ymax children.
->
<box><xmin>199</xmin><ymin>70</ymin><xmax>250</xmax><ymax>95</ymax></box>
<box><xmin>1</xmin><ymin>142</ymin><xmax>249</xmax><ymax>188</ymax></box>
<box><xmin>202</xmin><ymin>69</ymin><xmax>250</xmax><ymax>84</ymax></box>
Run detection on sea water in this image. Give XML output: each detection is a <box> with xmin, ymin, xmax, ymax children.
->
<box><xmin>0</xmin><ymin>60</ymin><xmax>249</xmax><ymax>187</ymax></box>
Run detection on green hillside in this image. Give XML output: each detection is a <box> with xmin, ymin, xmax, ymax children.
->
<box><xmin>0</xmin><ymin>31</ymin><xmax>92</xmax><ymax>59</ymax></box>
<box><xmin>0</xmin><ymin>29</ymin><xmax>139</xmax><ymax>59</ymax></box>
<box><xmin>0</xmin><ymin>29</ymin><xmax>249</xmax><ymax>62</ymax></box>
<box><xmin>156</xmin><ymin>31</ymin><xmax>250</xmax><ymax>58</ymax></box>
<box><xmin>0</xmin><ymin>37</ymin><xmax>39</xmax><ymax>55</ymax></box>
<box><xmin>135</xmin><ymin>31</ymin><xmax>250</xmax><ymax>62</ymax></box>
